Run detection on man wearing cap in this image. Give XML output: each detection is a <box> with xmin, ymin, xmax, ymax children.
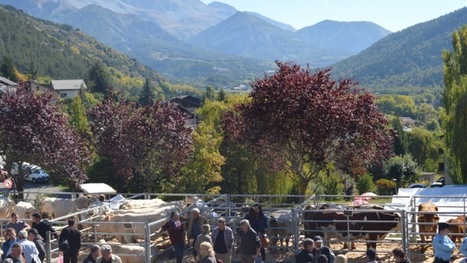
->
<box><xmin>295</xmin><ymin>238</ymin><xmax>315</xmax><ymax>263</ymax></box>
<box><xmin>187</xmin><ymin>207</ymin><xmax>208</xmax><ymax>260</ymax></box>
<box><xmin>312</xmin><ymin>236</ymin><xmax>335</xmax><ymax>263</ymax></box>
<box><xmin>83</xmin><ymin>244</ymin><xmax>100</xmax><ymax>263</ymax></box>
<box><xmin>433</xmin><ymin>222</ymin><xmax>455</xmax><ymax>263</ymax></box>
<box><xmin>211</xmin><ymin>217</ymin><xmax>235</xmax><ymax>263</ymax></box>
<box><xmin>96</xmin><ymin>245</ymin><xmax>122</xmax><ymax>263</ymax></box>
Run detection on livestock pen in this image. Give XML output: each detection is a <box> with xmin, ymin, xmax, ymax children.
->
<box><xmin>3</xmin><ymin>190</ymin><xmax>467</xmax><ymax>262</ymax></box>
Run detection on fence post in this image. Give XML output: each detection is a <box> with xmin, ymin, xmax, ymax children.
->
<box><xmin>145</xmin><ymin>222</ymin><xmax>151</xmax><ymax>263</ymax></box>
<box><xmin>291</xmin><ymin>208</ymin><xmax>299</xmax><ymax>254</ymax></box>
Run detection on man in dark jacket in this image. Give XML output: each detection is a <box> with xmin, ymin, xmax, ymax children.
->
<box><xmin>312</xmin><ymin>236</ymin><xmax>335</xmax><ymax>263</ymax></box>
<box><xmin>296</xmin><ymin>238</ymin><xmax>315</xmax><ymax>263</ymax></box>
<box><xmin>238</xmin><ymin>219</ymin><xmax>260</xmax><ymax>263</ymax></box>
<box><xmin>27</xmin><ymin>228</ymin><xmax>46</xmax><ymax>262</ymax></box>
<box><xmin>82</xmin><ymin>244</ymin><xmax>100</xmax><ymax>263</ymax></box>
<box><xmin>59</xmin><ymin>219</ymin><xmax>81</xmax><ymax>263</ymax></box>
<box><xmin>31</xmin><ymin>212</ymin><xmax>58</xmax><ymax>242</ymax></box>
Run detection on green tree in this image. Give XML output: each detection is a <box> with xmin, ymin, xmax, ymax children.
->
<box><xmin>1</xmin><ymin>55</ymin><xmax>19</xmax><ymax>82</ymax></box>
<box><xmin>87</xmin><ymin>60</ymin><xmax>114</xmax><ymax>98</ymax></box>
<box><xmin>392</xmin><ymin>117</ymin><xmax>407</xmax><ymax>156</ymax></box>
<box><xmin>138</xmin><ymin>78</ymin><xmax>155</xmax><ymax>107</ymax></box>
<box><xmin>383</xmin><ymin>154</ymin><xmax>419</xmax><ymax>188</ymax></box>
<box><xmin>442</xmin><ymin>25</ymin><xmax>467</xmax><ymax>183</ymax></box>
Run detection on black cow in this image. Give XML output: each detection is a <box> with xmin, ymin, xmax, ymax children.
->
<box><xmin>303</xmin><ymin>204</ymin><xmax>400</xmax><ymax>250</ymax></box>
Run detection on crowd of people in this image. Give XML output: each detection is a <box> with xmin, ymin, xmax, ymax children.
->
<box><xmin>0</xmin><ymin>212</ymin><xmax>122</xmax><ymax>263</ymax></box>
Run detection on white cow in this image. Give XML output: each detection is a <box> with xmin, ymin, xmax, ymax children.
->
<box><xmin>97</xmin><ymin>204</ymin><xmax>182</xmax><ymax>243</ymax></box>
<box><xmin>39</xmin><ymin>197</ymin><xmax>96</xmax><ymax>219</ymax></box>
<box><xmin>14</xmin><ymin>201</ymin><xmax>39</xmax><ymax>219</ymax></box>
<box><xmin>0</xmin><ymin>198</ymin><xmax>15</xmax><ymax>218</ymax></box>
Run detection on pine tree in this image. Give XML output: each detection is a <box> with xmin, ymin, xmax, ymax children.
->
<box><xmin>138</xmin><ymin>78</ymin><xmax>155</xmax><ymax>107</ymax></box>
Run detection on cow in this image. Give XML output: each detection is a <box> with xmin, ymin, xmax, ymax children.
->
<box><xmin>303</xmin><ymin>204</ymin><xmax>401</xmax><ymax>250</ymax></box>
<box><xmin>447</xmin><ymin>215</ymin><xmax>467</xmax><ymax>244</ymax></box>
<box><xmin>14</xmin><ymin>201</ymin><xmax>39</xmax><ymax>219</ymax></box>
<box><xmin>39</xmin><ymin>196</ymin><xmax>96</xmax><ymax>219</ymax></box>
<box><xmin>0</xmin><ymin>198</ymin><xmax>16</xmax><ymax>218</ymax></box>
<box><xmin>267</xmin><ymin>210</ymin><xmax>294</xmax><ymax>252</ymax></box>
<box><xmin>417</xmin><ymin>201</ymin><xmax>439</xmax><ymax>244</ymax></box>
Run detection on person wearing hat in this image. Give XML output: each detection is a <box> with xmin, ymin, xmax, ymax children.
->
<box><xmin>187</xmin><ymin>208</ymin><xmax>209</xmax><ymax>260</ymax></box>
<box><xmin>83</xmin><ymin>244</ymin><xmax>100</xmax><ymax>263</ymax></box>
<box><xmin>295</xmin><ymin>238</ymin><xmax>315</xmax><ymax>263</ymax></box>
<box><xmin>96</xmin><ymin>245</ymin><xmax>122</xmax><ymax>263</ymax></box>
<box><xmin>433</xmin><ymin>222</ymin><xmax>455</xmax><ymax>263</ymax></box>
<box><xmin>312</xmin><ymin>236</ymin><xmax>335</xmax><ymax>263</ymax></box>
<box><xmin>211</xmin><ymin>217</ymin><xmax>234</xmax><ymax>263</ymax></box>
<box><xmin>27</xmin><ymin>228</ymin><xmax>45</xmax><ymax>262</ymax></box>
<box><xmin>366</xmin><ymin>248</ymin><xmax>378</xmax><ymax>263</ymax></box>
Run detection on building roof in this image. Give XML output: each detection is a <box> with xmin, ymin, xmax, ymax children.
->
<box><xmin>51</xmin><ymin>79</ymin><xmax>87</xmax><ymax>91</ymax></box>
<box><xmin>0</xmin><ymin>76</ymin><xmax>19</xmax><ymax>86</ymax></box>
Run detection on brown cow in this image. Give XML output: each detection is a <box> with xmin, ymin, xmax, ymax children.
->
<box><xmin>303</xmin><ymin>204</ymin><xmax>401</xmax><ymax>250</ymax></box>
<box><xmin>417</xmin><ymin>202</ymin><xmax>439</xmax><ymax>244</ymax></box>
<box><xmin>447</xmin><ymin>215</ymin><xmax>467</xmax><ymax>244</ymax></box>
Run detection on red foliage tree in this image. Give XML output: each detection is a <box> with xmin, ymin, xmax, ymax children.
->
<box><xmin>222</xmin><ymin>62</ymin><xmax>393</xmax><ymax>194</ymax></box>
<box><xmin>0</xmin><ymin>85</ymin><xmax>90</xmax><ymax>196</ymax></box>
<box><xmin>88</xmin><ymin>99</ymin><xmax>193</xmax><ymax>193</ymax></box>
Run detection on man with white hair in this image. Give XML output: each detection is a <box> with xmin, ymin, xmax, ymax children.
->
<box><xmin>187</xmin><ymin>207</ymin><xmax>208</xmax><ymax>260</ymax></box>
<box><xmin>7</xmin><ymin>230</ymin><xmax>38</xmax><ymax>263</ymax></box>
<box><xmin>238</xmin><ymin>219</ymin><xmax>260</xmax><ymax>263</ymax></box>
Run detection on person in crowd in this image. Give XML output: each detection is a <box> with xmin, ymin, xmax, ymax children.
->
<box><xmin>295</xmin><ymin>238</ymin><xmax>314</xmax><ymax>263</ymax></box>
<box><xmin>392</xmin><ymin>247</ymin><xmax>410</xmax><ymax>263</ymax></box>
<box><xmin>27</xmin><ymin>228</ymin><xmax>45</xmax><ymax>263</ymax></box>
<box><xmin>312</xmin><ymin>236</ymin><xmax>335</xmax><ymax>263</ymax></box>
<box><xmin>195</xmin><ymin>224</ymin><xmax>212</xmax><ymax>262</ymax></box>
<box><xmin>2</xmin><ymin>228</ymin><xmax>17</xmax><ymax>260</ymax></box>
<box><xmin>158</xmin><ymin>211</ymin><xmax>185</xmax><ymax>263</ymax></box>
<box><xmin>211</xmin><ymin>217</ymin><xmax>234</xmax><ymax>263</ymax></box>
<box><xmin>317</xmin><ymin>254</ymin><xmax>328</xmax><ymax>263</ymax></box>
<box><xmin>245</xmin><ymin>204</ymin><xmax>268</xmax><ymax>262</ymax></box>
<box><xmin>31</xmin><ymin>213</ymin><xmax>57</xmax><ymax>242</ymax></box>
<box><xmin>335</xmin><ymin>254</ymin><xmax>348</xmax><ymax>263</ymax></box>
<box><xmin>59</xmin><ymin>219</ymin><xmax>81</xmax><ymax>263</ymax></box>
<box><xmin>238</xmin><ymin>219</ymin><xmax>261</xmax><ymax>263</ymax></box>
<box><xmin>433</xmin><ymin>222</ymin><xmax>455</xmax><ymax>263</ymax></box>
<box><xmin>187</xmin><ymin>208</ymin><xmax>209</xmax><ymax>261</ymax></box>
<box><xmin>5</xmin><ymin>214</ymin><xmax>30</xmax><ymax>235</ymax></box>
<box><xmin>82</xmin><ymin>244</ymin><xmax>100</xmax><ymax>263</ymax></box>
<box><xmin>10</xmin><ymin>230</ymin><xmax>39</xmax><ymax>263</ymax></box>
<box><xmin>96</xmin><ymin>245</ymin><xmax>122</xmax><ymax>263</ymax></box>
<box><xmin>198</xmin><ymin>242</ymin><xmax>217</xmax><ymax>263</ymax></box>
<box><xmin>3</xmin><ymin>243</ymin><xmax>26</xmax><ymax>263</ymax></box>
<box><xmin>459</xmin><ymin>237</ymin><xmax>467</xmax><ymax>263</ymax></box>
<box><xmin>365</xmin><ymin>248</ymin><xmax>378</xmax><ymax>263</ymax></box>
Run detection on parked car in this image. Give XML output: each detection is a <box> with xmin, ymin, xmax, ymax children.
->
<box><xmin>24</xmin><ymin>168</ymin><xmax>50</xmax><ymax>184</ymax></box>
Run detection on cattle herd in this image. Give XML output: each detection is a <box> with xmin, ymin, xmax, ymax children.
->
<box><xmin>1</xmin><ymin>195</ymin><xmax>467</xmax><ymax>262</ymax></box>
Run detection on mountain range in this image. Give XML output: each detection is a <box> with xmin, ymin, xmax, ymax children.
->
<box><xmin>0</xmin><ymin>0</ymin><xmax>391</xmax><ymax>87</ymax></box>
<box><xmin>0</xmin><ymin>0</ymin><xmax>465</xmax><ymax>91</ymax></box>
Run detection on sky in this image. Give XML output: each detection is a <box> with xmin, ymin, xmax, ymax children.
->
<box><xmin>200</xmin><ymin>0</ymin><xmax>467</xmax><ymax>32</ymax></box>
